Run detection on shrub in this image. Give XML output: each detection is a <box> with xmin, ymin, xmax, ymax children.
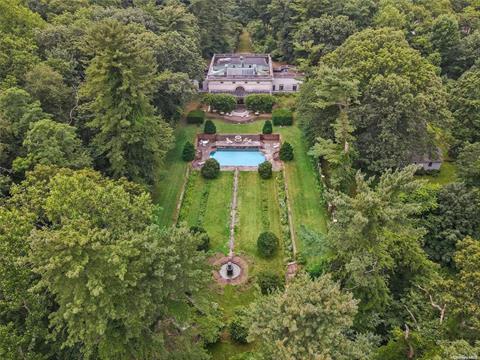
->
<box><xmin>258</xmin><ymin>161</ymin><xmax>272</xmax><ymax>179</ymax></box>
<box><xmin>204</xmin><ymin>93</ymin><xmax>237</xmax><ymax>113</ymax></box>
<box><xmin>190</xmin><ymin>226</ymin><xmax>210</xmax><ymax>251</ymax></box>
<box><xmin>245</xmin><ymin>94</ymin><xmax>277</xmax><ymax>113</ymax></box>
<box><xmin>272</xmin><ymin>108</ymin><xmax>293</xmax><ymax>126</ymax></box>
<box><xmin>262</xmin><ymin>120</ymin><xmax>273</xmax><ymax>134</ymax></box>
<box><xmin>201</xmin><ymin>158</ymin><xmax>220</xmax><ymax>179</ymax></box>
<box><xmin>257</xmin><ymin>231</ymin><xmax>279</xmax><ymax>258</ymax></box>
<box><xmin>257</xmin><ymin>271</ymin><xmax>285</xmax><ymax>295</ymax></box>
<box><xmin>229</xmin><ymin>309</ymin><xmax>249</xmax><ymax>344</ymax></box>
<box><xmin>182</xmin><ymin>141</ymin><xmax>195</xmax><ymax>162</ymax></box>
<box><xmin>186</xmin><ymin>109</ymin><xmax>205</xmax><ymax>124</ymax></box>
<box><xmin>203</xmin><ymin>119</ymin><xmax>216</xmax><ymax>134</ymax></box>
<box><xmin>279</xmin><ymin>142</ymin><xmax>294</xmax><ymax>161</ymax></box>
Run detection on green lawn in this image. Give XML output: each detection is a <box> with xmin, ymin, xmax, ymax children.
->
<box><xmin>179</xmin><ymin>171</ymin><xmax>234</xmax><ymax>254</ymax></box>
<box><xmin>278</xmin><ymin>125</ymin><xmax>328</xmax><ymax>249</ymax></box>
<box><xmin>236</xmin><ymin>172</ymin><xmax>285</xmax><ymax>276</ymax></box>
<box><xmin>212</xmin><ymin>118</ymin><xmax>263</xmax><ymax>134</ymax></box>
<box><xmin>153</xmin><ymin>124</ymin><xmax>199</xmax><ymax>227</ymax></box>
<box><xmin>236</xmin><ymin>29</ymin><xmax>253</xmax><ymax>53</ymax></box>
<box><xmin>416</xmin><ymin>161</ymin><xmax>458</xmax><ymax>186</ymax></box>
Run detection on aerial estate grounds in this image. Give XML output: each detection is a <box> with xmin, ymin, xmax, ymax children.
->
<box><xmin>154</xmin><ymin>109</ymin><xmax>328</xmax><ymax>357</ymax></box>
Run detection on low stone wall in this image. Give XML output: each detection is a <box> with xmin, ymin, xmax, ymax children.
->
<box><xmin>197</xmin><ymin>133</ymin><xmax>280</xmax><ymax>142</ymax></box>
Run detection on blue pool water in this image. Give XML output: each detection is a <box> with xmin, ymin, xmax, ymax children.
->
<box><xmin>210</xmin><ymin>149</ymin><xmax>266</xmax><ymax>166</ymax></box>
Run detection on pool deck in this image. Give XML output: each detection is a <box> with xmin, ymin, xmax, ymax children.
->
<box><xmin>192</xmin><ymin>133</ymin><xmax>282</xmax><ymax>171</ymax></box>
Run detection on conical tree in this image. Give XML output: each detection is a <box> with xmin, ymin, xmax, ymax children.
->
<box><xmin>279</xmin><ymin>142</ymin><xmax>294</xmax><ymax>161</ymax></box>
<box><xmin>262</xmin><ymin>120</ymin><xmax>273</xmax><ymax>134</ymax></box>
<box><xmin>204</xmin><ymin>119</ymin><xmax>216</xmax><ymax>134</ymax></box>
<box><xmin>182</xmin><ymin>141</ymin><xmax>195</xmax><ymax>162</ymax></box>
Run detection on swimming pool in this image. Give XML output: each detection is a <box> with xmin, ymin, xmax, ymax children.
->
<box><xmin>210</xmin><ymin>149</ymin><xmax>266</xmax><ymax>167</ymax></box>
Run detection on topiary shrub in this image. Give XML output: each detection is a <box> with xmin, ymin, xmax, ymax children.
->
<box><xmin>186</xmin><ymin>109</ymin><xmax>205</xmax><ymax>124</ymax></box>
<box><xmin>201</xmin><ymin>158</ymin><xmax>220</xmax><ymax>179</ymax></box>
<box><xmin>190</xmin><ymin>226</ymin><xmax>210</xmax><ymax>251</ymax></box>
<box><xmin>182</xmin><ymin>141</ymin><xmax>195</xmax><ymax>162</ymax></box>
<box><xmin>257</xmin><ymin>271</ymin><xmax>285</xmax><ymax>295</ymax></box>
<box><xmin>258</xmin><ymin>161</ymin><xmax>272</xmax><ymax>179</ymax></box>
<box><xmin>272</xmin><ymin>108</ymin><xmax>293</xmax><ymax>126</ymax></box>
<box><xmin>279</xmin><ymin>142</ymin><xmax>294</xmax><ymax>161</ymax></box>
<box><xmin>257</xmin><ymin>231</ymin><xmax>279</xmax><ymax>258</ymax></box>
<box><xmin>204</xmin><ymin>119</ymin><xmax>216</xmax><ymax>134</ymax></box>
<box><xmin>229</xmin><ymin>308</ymin><xmax>249</xmax><ymax>344</ymax></box>
<box><xmin>204</xmin><ymin>94</ymin><xmax>237</xmax><ymax>113</ymax></box>
<box><xmin>245</xmin><ymin>94</ymin><xmax>277</xmax><ymax>113</ymax></box>
<box><xmin>262</xmin><ymin>120</ymin><xmax>273</xmax><ymax>134</ymax></box>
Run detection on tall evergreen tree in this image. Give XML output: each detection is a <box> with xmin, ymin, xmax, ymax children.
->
<box><xmin>81</xmin><ymin>19</ymin><xmax>173</xmax><ymax>183</ymax></box>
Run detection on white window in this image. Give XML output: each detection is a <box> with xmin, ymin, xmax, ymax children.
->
<box><xmin>272</xmin><ymin>85</ymin><xmax>276</xmax><ymax>91</ymax></box>
<box><xmin>293</xmin><ymin>85</ymin><xmax>297</xmax><ymax>91</ymax></box>
<box><xmin>279</xmin><ymin>84</ymin><xmax>284</xmax><ymax>91</ymax></box>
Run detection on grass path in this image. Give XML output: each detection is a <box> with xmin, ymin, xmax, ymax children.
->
<box><xmin>236</xmin><ymin>172</ymin><xmax>285</xmax><ymax>276</ymax></box>
<box><xmin>179</xmin><ymin>171</ymin><xmax>234</xmax><ymax>253</ymax></box>
<box><xmin>236</xmin><ymin>29</ymin><xmax>253</xmax><ymax>53</ymax></box>
<box><xmin>153</xmin><ymin>124</ymin><xmax>198</xmax><ymax>227</ymax></box>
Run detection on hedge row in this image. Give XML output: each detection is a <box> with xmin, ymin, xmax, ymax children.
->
<box><xmin>272</xmin><ymin>108</ymin><xmax>293</xmax><ymax>126</ymax></box>
<box><xmin>276</xmin><ymin>172</ymin><xmax>294</xmax><ymax>261</ymax></box>
<box><xmin>204</xmin><ymin>93</ymin><xmax>237</xmax><ymax>113</ymax></box>
<box><xmin>245</xmin><ymin>94</ymin><xmax>276</xmax><ymax>113</ymax></box>
<box><xmin>186</xmin><ymin>109</ymin><xmax>205</xmax><ymax>124</ymax></box>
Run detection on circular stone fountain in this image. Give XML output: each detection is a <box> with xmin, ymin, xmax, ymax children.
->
<box><xmin>211</xmin><ymin>255</ymin><xmax>248</xmax><ymax>285</ymax></box>
<box><xmin>219</xmin><ymin>261</ymin><xmax>241</xmax><ymax>280</ymax></box>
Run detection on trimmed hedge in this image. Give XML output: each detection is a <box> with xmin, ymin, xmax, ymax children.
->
<box><xmin>190</xmin><ymin>226</ymin><xmax>210</xmax><ymax>252</ymax></box>
<box><xmin>204</xmin><ymin>93</ymin><xmax>237</xmax><ymax>113</ymax></box>
<box><xmin>272</xmin><ymin>108</ymin><xmax>293</xmax><ymax>126</ymax></box>
<box><xmin>182</xmin><ymin>141</ymin><xmax>195</xmax><ymax>162</ymax></box>
<box><xmin>257</xmin><ymin>271</ymin><xmax>285</xmax><ymax>294</ymax></box>
<box><xmin>262</xmin><ymin>120</ymin><xmax>273</xmax><ymax>134</ymax></box>
<box><xmin>186</xmin><ymin>109</ymin><xmax>205</xmax><ymax>124</ymax></box>
<box><xmin>245</xmin><ymin>94</ymin><xmax>276</xmax><ymax>113</ymax></box>
<box><xmin>204</xmin><ymin>119</ymin><xmax>216</xmax><ymax>134</ymax></box>
<box><xmin>257</xmin><ymin>231</ymin><xmax>279</xmax><ymax>258</ymax></box>
<box><xmin>258</xmin><ymin>161</ymin><xmax>272</xmax><ymax>179</ymax></box>
<box><xmin>279</xmin><ymin>142</ymin><xmax>294</xmax><ymax>161</ymax></box>
<box><xmin>201</xmin><ymin>158</ymin><xmax>220</xmax><ymax>179</ymax></box>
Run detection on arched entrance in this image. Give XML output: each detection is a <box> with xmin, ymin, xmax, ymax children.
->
<box><xmin>234</xmin><ymin>86</ymin><xmax>246</xmax><ymax>104</ymax></box>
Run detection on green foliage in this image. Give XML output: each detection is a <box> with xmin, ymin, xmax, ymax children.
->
<box><xmin>262</xmin><ymin>120</ymin><xmax>272</xmax><ymax>134</ymax></box>
<box><xmin>449</xmin><ymin>67</ymin><xmax>480</xmax><ymax>143</ymax></box>
<box><xmin>13</xmin><ymin>119</ymin><xmax>91</xmax><ymax>172</ymax></box>
<box><xmin>446</xmin><ymin>236</ymin><xmax>480</xmax><ymax>339</ymax></box>
<box><xmin>203</xmin><ymin>119</ymin><xmax>216</xmax><ymax>134</ymax></box>
<box><xmin>229</xmin><ymin>308</ymin><xmax>249</xmax><ymax>344</ymax></box>
<box><xmin>80</xmin><ymin>19</ymin><xmax>173</xmax><ymax>184</ymax></box>
<box><xmin>182</xmin><ymin>141</ymin><xmax>196</xmax><ymax>162</ymax></box>
<box><xmin>204</xmin><ymin>93</ymin><xmax>237</xmax><ymax>113</ymax></box>
<box><xmin>279</xmin><ymin>142</ymin><xmax>294</xmax><ymax>161</ymax></box>
<box><xmin>247</xmin><ymin>272</ymin><xmax>373</xmax><ymax>359</ymax></box>
<box><xmin>423</xmin><ymin>182</ymin><xmax>480</xmax><ymax>267</ymax></box>
<box><xmin>186</xmin><ymin>109</ymin><xmax>205</xmax><ymax>124</ymax></box>
<box><xmin>257</xmin><ymin>231</ymin><xmax>279</xmax><ymax>258</ymax></box>
<box><xmin>5</xmin><ymin>167</ymin><xmax>209</xmax><ymax>359</ymax></box>
<box><xmin>326</xmin><ymin>166</ymin><xmax>434</xmax><ymax>329</ymax></box>
<box><xmin>201</xmin><ymin>158</ymin><xmax>220</xmax><ymax>179</ymax></box>
<box><xmin>245</xmin><ymin>94</ymin><xmax>276</xmax><ymax>113</ymax></box>
<box><xmin>258</xmin><ymin>161</ymin><xmax>272</xmax><ymax>179</ymax></box>
<box><xmin>0</xmin><ymin>88</ymin><xmax>48</xmax><ymax>167</ymax></box>
<box><xmin>457</xmin><ymin>142</ymin><xmax>480</xmax><ymax>187</ymax></box>
<box><xmin>257</xmin><ymin>271</ymin><xmax>284</xmax><ymax>295</ymax></box>
<box><xmin>189</xmin><ymin>225</ymin><xmax>210</xmax><ymax>252</ymax></box>
<box><xmin>272</xmin><ymin>108</ymin><xmax>293</xmax><ymax>126</ymax></box>
<box><xmin>25</xmin><ymin>63</ymin><xmax>73</xmax><ymax>121</ymax></box>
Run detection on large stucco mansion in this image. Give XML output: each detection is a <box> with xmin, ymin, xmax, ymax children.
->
<box><xmin>200</xmin><ymin>53</ymin><xmax>303</xmax><ymax>102</ymax></box>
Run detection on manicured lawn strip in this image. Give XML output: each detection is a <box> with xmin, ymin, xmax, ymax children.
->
<box><xmin>179</xmin><ymin>171</ymin><xmax>233</xmax><ymax>254</ymax></box>
<box><xmin>235</xmin><ymin>172</ymin><xmax>285</xmax><ymax>276</ymax></box>
<box><xmin>211</xmin><ymin>119</ymin><xmax>263</xmax><ymax>134</ymax></box>
<box><xmin>154</xmin><ymin>124</ymin><xmax>198</xmax><ymax>227</ymax></box>
<box><xmin>277</xmin><ymin>125</ymin><xmax>328</xmax><ymax>252</ymax></box>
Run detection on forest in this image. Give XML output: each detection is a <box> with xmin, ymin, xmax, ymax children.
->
<box><xmin>0</xmin><ymin>0</ymin><xmax>479</xmax><ymax>359</ymax></box>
